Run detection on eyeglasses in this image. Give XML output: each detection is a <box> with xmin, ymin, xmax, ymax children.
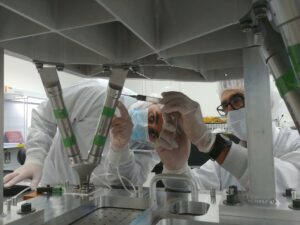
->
<box><xmin>216</xmin><ymin>93</ymin><xmax>245</xmax><ymax>116</ymax></box>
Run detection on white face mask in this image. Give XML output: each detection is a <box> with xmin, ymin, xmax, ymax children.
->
<box><xmin>227</xmin><ymin>108</ymin><xmax>247</xmax><ymax>141</ymax></box>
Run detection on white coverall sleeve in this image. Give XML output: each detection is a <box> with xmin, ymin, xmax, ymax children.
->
<box><xmin>162</xmin><ymin>162</ymin><xmax>222</xmax><ymax>191</ymax></box>
<box><xmin>25</xmin><ymin>101</ymin><xmax>57</xmax><ymax>166</ymax></box>
<box><xmin>106</xmin><ymin>145</ymin><xmax>160</xmax><ymax>186</ymax></box>
<box><xmin>222</xmin><ymin>141</ymin><xmax>300</xmax><ymax>193</ymax></box>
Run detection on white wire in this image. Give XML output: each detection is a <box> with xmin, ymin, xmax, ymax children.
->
<box><xmin>12</xmin><ymin>186</ymin><xmax>31</xmax><ymax>199</ymax></box>
<box><xmin>116</xmin><ymin>165</ymin><xmax>137</xmax><ymax>196</ymax></box>
<box><xmin>90</xmin><ymin>170</ymin><xmax>137</xmax><ymax>196</ymax></box>
<box><xmin>90</xmin><ymin>172</ymin><xmax>112</xmax><ymax>191</ymax></box>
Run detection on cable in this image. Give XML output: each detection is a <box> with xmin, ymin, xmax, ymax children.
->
<box><xmin>90</xmin><ymin>170</ymin><xmax>137</xmax><ymax>196</ymax></box>
<box><xmin>90</xmin><ymin>172</ymin><xmax>112</xmax><ymax>191</ymax></box>
<box><xmin>12</xmin><ymin>186</ymin><xmax>31</xmax><ymax>199</ymax></box>
<box><xmin>116</xmin><ymin>165</ymin><xmax>137</xmax><ymax>196</ymax></box>
<box><xmin>10</xmin><ymin>186</ymin><xmax>31</xmax><ymax>204</ymax></box>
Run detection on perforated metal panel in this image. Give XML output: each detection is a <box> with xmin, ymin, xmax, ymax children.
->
<box><xmin>72</xmin><ymin>208</ymin><xmax>142</xmax><ymax>225</ymax></box>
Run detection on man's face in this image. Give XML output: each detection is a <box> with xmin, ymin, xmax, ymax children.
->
<box><xmin>218</xmin><ymin>89</ymin><xmax>245</xmax><ymax>116</ymax></box>
<box><xmin>148</xmin><ymin>104</ymin><xmax>163</xmax><ymax>142</ymax></box>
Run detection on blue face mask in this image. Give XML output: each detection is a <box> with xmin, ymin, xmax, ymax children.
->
<box><xmin>128</xmin><ymin>108</ymin><xmax>149</xmax><ymax>142</ymax></box>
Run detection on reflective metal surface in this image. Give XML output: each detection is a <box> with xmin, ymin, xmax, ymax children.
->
<box><xmin>87</xmin><ymin>68</ymin><xmax>127</xmax><ymax>164</ymax></box>
<box><xmin>155</xmin><ymin>218</ymin><xmax>222</xmax><ymax>225</ymax></box>
<box><xmin>169</xmin><ymin>201</ymin><xmax>210</xmax><ymax>216</ymax></box>
<box><xmin>37</xmin><ymin>66</ymin><xmax>83</xmax><ymax>165</ymax></box>
<box><xmin>150</xmin><ymin>174</ymin><xmax>198</xmax><ymax>208</ymax></box>
<box><xmin>243</xmin><ymin>46</ymin><xmax>276</xmax><ymax>202</ymax></box>
<box><xmin>219</xmin><ymin>190</ymin><xmax>300</xmax><ymax>225</ymax></box>
<box><xmin>71</xmin><ymin>208</ymin><xmax>142</xmax><ymax>225</ymax></box>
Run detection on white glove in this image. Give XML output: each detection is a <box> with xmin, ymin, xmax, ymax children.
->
<box><xmin>156</xmin><ymin>114</ymin><xmax>190</xmax><ymax>171</ymax></box>
<box><xmin>4</xmin><ymin>163</ymin><xmax>43</xmax><ymax>189</ymax></box>
<box><xmin>160</xmin><ymin>91</ymin><xmax>215</xmax><ymax>152</ymax></box>
<box><xmin>110</xmin><ymin>101</ymin><xmax>133</xmax><ymax>151</ymax></box>
<box><xmin>155</xmin><ymin>113</ymin><xmax>178</xmax><ymax>150</ymax></box>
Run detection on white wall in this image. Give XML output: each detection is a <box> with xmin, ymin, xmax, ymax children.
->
<box><xmin>125</xmin><ymin>79</ymin><xmax>220</xmax><ymax>116</ymax></box>
<box><xmin>4</xmin><ymin>54</ymin><xmax>220</xmax><ymax>116</ymax></box>
<box><xmin>4</xmin><ymin>54</ymin><xmax>83</xmax><ymax>94</ymax></box>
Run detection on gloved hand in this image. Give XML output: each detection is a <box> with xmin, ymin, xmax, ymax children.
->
<box><xmin>110</xmin><ymin>101</ymin><xmax>133</xmax><ymax>151</ymax></box>
<box><xmin>160</xmin><ymin>91</ymin><xmax>215</xmax><ymax>152</ymax></box>
<box><xmin>4</xmin><ymin>163</ymin><xmax>42</xmax><ymax>189</ymax></box>
<box><xmin>156</xmin><ymin>113</ymin><xmax>190</xmax><ymax>171</ymax></box>
<box><xmin>156</xmin><ymin>112</ymin><xmax>178</xmax><ymax>150</ymax></box>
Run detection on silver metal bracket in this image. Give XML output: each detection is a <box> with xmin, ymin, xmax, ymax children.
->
<box><xmin>35</xmin><ymin>62</ymin><xmax>129</xmax><ymax>193</ymax></box>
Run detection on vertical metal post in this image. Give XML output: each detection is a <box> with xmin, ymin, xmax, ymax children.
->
<box><xmin>243</xmin><ymin>46</ymin><xmax>276</xmax><ymax>203</ymax></box>
<box><xmin>0</xmin><ymin>48</ymin><xmax>4</xmax><ymax>215</ymax></box>
<box><xmin>87</xmin><ymin>68</ymin><xmax>127</xmax><ymax>164</ymax></box>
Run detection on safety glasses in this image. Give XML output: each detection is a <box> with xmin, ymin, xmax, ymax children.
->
<box><xmin>216</xmin><ymin>93</ymin><xmax>245</xmax><ymax>116</ymax></box>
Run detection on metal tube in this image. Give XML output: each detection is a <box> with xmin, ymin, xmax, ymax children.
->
<box><xmin>255</xmin><ymin>6</ymin><xmax>300</xmax><ymax>134</ymax></box>
<box><xmin>150</xmin><ymin>174</ymin><xmax>198</xmax><ymax>208</ymax></box>
<box><xmin>269</xmin><ymin>0</ymin><xmax>300</xmax><ymax>78</ymax></box>
<box><xmin>87</xmin><ymin>69</ymin><xmax>127</xmax><ymax>164</ymax></box>
<box><xmin>37</xmin><ymin>66</ymin><xmax>83</xmax><ymax>164</ymax></box>
<box><xmin>0</xmin><ymin>48</ymin><xmax>4</xmax><ymax>215</ymax></box>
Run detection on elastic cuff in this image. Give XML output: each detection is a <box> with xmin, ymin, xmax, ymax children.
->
<box><xmin>221</xmin><ymin>143</ymin><xmax>248</xmax><ymax>179</ymax></box>
<box><xmin>194</xmin><ymin>131</ymin><xmax>216</xmax><ymax>153</ymax></box>
<box><xmin>162</xmin><ymin>162</ymin><xmax>189</xmax><ymax>175</ymax></box>
<box><xmin>108</xmin><ymin>144</ymin><xmax>134</xmax><ymax>166</ymax></box>
<box><xmin>25</xmin><ymin>158</ymin><xmax>44</xmax><ymax>167</ymax></box>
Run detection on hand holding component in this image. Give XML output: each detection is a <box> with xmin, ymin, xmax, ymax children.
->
<box><xmin>160</xmin><ymin>91</ymin><xmax>215</xmax><ymax>152</ymax></box>
<box><xmin>156</xmin><ymin>112</ymin><xmax>178</xmax><ymax>150</ymax></box>
<box><xmin>156</xmin><ymin>114</ymin><xmax>190</xmax><ymax>171</ymax></box>
<box><xmin>4</xmin><ymin>163</ymin><xmax>43</xmax><ymax>190</ymax></box>
<box><xmin>110</xmin><ymin>101</ymin><xmax>133</xmax><ymax>151</ymax></box>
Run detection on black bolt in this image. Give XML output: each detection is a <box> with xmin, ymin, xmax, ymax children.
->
<box><xmin>285</xmin><ymin>188</ymin><xmax>295</xmax><ymax>197</ymax></box>
<box><xmin>226</xmin><ymin>194</ymin><xmax>238</xmax><ymax>205</ymax></box>
<box><xmin>289</xmin><ymin>198</ymin><xmax>300</xmax><ymax>210</ymax></box>
<box><xmin>21</xmin><ymin>203</ymin><xmax>32</xmax><ymax>213</ymax></box>
<box><xmin>56</xmin><ymin>64</ymin><xmax>64</xmax><ymax>71</ymax></box>
<box><xmin>240</xmin><ymin>20</ymin><xmax>253</xmax><ymax>33</ymax></box>
<box><xmin>228</xmin><ymin>185</ymin><xmax>238</xmax><ymax>195</ymax></box>
<box><xmin>35</xmin><ymin>62</ymin><xmax>43</xmax><ymax>69</ymax></box>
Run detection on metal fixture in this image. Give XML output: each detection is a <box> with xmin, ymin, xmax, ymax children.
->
<box><xmin>150</xmin><ymin>174</ymin><xmax>198</xmax><ymax>208</ymax></box>
<box><xmin>224</xmin><ymin>186</ymin><xmax>239</xmax><ymax>206</ymax></box>
<box><xmin>6</xmin><ymin>199</ymin><xmax>11</xmax><ymax>213</ymax></box>
<box><xmin>36</xmin><ymin>63</ymin><xmax>129</xmax><ymax>192</ymax></box>
<box><xmin>239</xmin><ymin>0</ymin><xmax>300</xmax><ymax>135</ymax></box>
<box><xmin>169</xmin><ymin>200</ymin><xmax>210</xmax><ymax>216</ymax></box>
<box><xmin>210</xmin><ymin>188</ymin><xmax>216</xmax><ymax>204</ymax></box>
<box><xmin>87</xmin><ymin>67</ymin><xmax>127</xmax><ymax>164</ymax></box>
<box><xmin>283</xmin><ymin>188</ymin><xmax>295</xmax><ymax>197</ymax></box>
<box><xmin>17</xmin><ymin>202</ymin><xmax>36</xmax><ymax>215</ymax></box>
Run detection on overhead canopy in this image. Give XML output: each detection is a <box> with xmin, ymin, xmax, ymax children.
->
<box><xmin>0</xmin><ymin>0</ymin><xmax>253</xmax><ymax>81</ymax></box>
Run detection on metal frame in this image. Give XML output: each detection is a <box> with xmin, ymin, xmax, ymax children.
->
<box><xmin>36</xmin><ymin>63</ymin><xmax>128</xmax><ymax>189</ymax></box>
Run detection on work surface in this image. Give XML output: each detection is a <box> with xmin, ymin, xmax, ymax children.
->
<box><xmin>2</xmin><ymin>186</ymin><xmax>300</xmax><ymax>225</ymax></box>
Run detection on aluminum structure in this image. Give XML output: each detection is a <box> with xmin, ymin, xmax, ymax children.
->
<box><xmin>36</xmin><ymin>64</ymin><xmax>128</xmax><ymax>189</ymax></box>
<box><xmin>0</xmin><ymin>0</ymin><xmax>252</xmax><ymax>81</ymax></box>
<box><xmin>0</xmin><ymin>0</ymin><xmax>300</xmax><ymax>223</ymax></box>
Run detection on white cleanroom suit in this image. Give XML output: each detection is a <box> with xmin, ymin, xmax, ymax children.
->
<box><xmin>187</xmin><ymin>123</ymin><xmax>300</xmax><ymax>192</ymax></box>
<box><xmin>158</xmin><ymin>90</ymin><xmax>300</xmax><ymax>194</ymax></box>
<box><xmin>13</xmin><ymin>79</ymin><xmax>160</xmax><ymax>186</ymax></box>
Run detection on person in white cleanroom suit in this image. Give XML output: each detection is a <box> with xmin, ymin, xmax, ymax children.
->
<box><xmin>4</xmin><ymin>79</ymin><xmax>161</xmax><ymax>188</ymax></box>
<box><xmin>156</xmin><ymin>79</ymin><xmax>300</xmax><ymax>193</ymax></box>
